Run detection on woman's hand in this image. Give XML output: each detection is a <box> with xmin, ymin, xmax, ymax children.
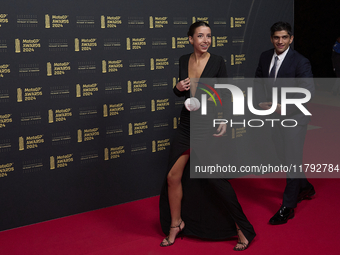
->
<box><xmin>213</xmin><ymin>123</ymin><xmax>226</xmax><ymax>137</ymax></box>
<box><xmin>176</xmin><ymin>78</ymin><xmax>191</xmax><ymax>91</ymax></box>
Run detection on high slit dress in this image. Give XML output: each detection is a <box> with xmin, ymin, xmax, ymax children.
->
<box><xmin>159</xmin><ymin>53</ymin><xmax>256</xmax><ymax>243</ymax></box>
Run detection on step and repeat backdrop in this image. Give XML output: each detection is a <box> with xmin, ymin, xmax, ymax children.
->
<box><xmin>0</xmin><ymin>0</ymin><xmax>293</xmax><ymax>231</ymax></box>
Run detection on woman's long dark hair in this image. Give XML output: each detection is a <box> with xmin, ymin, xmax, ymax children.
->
<box><xmin>187</xmin><ymin>21</ymin><xmax>210</xmax><ymax>37</ymax></box>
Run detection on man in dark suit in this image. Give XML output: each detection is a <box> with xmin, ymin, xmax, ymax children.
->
<box><xmin>254</xmin><ymin>21</ymin><xmax>316</xmax><ymax>225</ymax></box>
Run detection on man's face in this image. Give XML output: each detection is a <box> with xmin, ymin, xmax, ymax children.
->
<box><xmin>270</xmin><ymin>30</ymin><xmax>294</xmax><ymax>55</ymax></box>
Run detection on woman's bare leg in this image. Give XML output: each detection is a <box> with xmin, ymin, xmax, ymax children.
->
<box><xmin>161</xmin><ymin>153</ymin><xmax>189</xmax><ymax>245</ymax></box>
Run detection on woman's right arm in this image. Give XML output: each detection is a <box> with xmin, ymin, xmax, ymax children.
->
<box><xmin>173</xmin><ymin>55</ymin><xmax>190</xmax><ymax>97</ymax></box>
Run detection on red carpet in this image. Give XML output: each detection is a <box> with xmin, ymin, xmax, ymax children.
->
<box><xmin>0</xmin><ymin>103</ymin><xmax>339</xmax><ymax>255</ymax></box>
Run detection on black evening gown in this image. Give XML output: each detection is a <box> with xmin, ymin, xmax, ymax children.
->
<box><xmin>159</xmin><ymin>53</ymin><xmax>256</xmax><ymax>242</ymax></box>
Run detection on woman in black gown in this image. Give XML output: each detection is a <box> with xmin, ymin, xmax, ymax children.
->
<box><xmin>159</xmin><ymin>21</ymin><xmax>255</xmax><ymax>251</ymax></box>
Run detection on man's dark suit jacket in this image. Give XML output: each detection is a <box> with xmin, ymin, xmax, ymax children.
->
<box><xmin>254</xmin><ymin>48</ymin><xmax>314</xmax><ymax>125</ymax></box>
<box><xmin>254</xmin><ymin>47</ymin><xmax>315</xmax><ymax>208</ymax></box>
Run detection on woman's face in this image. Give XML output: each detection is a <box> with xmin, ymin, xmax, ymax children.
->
<box><xmin>189</xmin><ymin>26</ymin><xmax>211</xmax><ymax>54</ymax></box>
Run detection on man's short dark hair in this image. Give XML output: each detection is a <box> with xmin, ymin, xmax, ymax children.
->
<box><xmin>270</xmin><ymin>21</ymin><xmax>293</xmax><ymax>37</ymax></box>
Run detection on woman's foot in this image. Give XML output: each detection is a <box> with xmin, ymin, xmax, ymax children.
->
<box><xmin>160</xmin><ymin>220</ymin><xmax>185</xmax><ymax>247</ymax></box>
<box><xmin>233</xmin><ymin>228</ymin><xmax>250</xmax><ymax>251</ymax></box>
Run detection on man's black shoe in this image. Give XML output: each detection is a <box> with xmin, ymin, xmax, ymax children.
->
<box><xmin>269</xmin><ymin>206</ymin><xmax>294</xmax><ymax>225</ymax></box>
<box><xmin>297</xmin><ymin>185</ymin><xmax>315</xmax><ymax>203</ymax></box>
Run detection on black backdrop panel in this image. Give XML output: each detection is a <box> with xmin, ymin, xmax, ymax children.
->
<box><xmin>0</xmin><ymin>0</ymin><xmax>293</xmax><ymax>231</ymax></box>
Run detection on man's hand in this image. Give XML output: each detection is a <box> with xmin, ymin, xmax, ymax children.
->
<box><xmin>275</xmin><ymin>103</ymin><xmax>281</xmax><ymax>114</ymax></box>
<box><xmin>259</xmin><ymin>102</ymin><xmax>281</xmax><ymax>114</ymax></box>
<box><xmin>259</xmin><ymin>102</ymin><xmax>272</xmax><ymax>110</ymax></box>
